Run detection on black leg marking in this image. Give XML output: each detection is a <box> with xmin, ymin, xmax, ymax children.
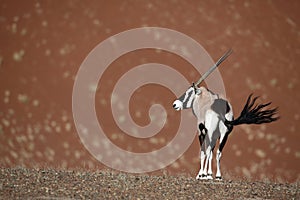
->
<box><xmin>198</xmin><ymin>123</ymin><xmax>207</xmax><ymax>135</ymax></box>
<box><xmin>198</xmin><ymin>135</ymin><xmax>204</xmax><ymax>146</ymax></box>
<box><xmin>198</xmin><ymin>123</ymin><xmax>208</xmax><ymax>146</ymax></box>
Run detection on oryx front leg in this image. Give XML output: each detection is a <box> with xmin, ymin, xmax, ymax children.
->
<box><xmin>196</xmin><ymin>148</ymin><xmax>206</xmax><ymax>180</ymax></box>
<box><xmin>202</xmin><ymin>145</ymin><xmax>212</xmax><ymax>180</ymax></box>
<box><xmin>196</xmin><ymin>123</ymin><xmax>208</xmax><ymax>180</ymax></box>
<box><xmin>198</xmin><ymin>148</ymin><xmax>213</xmax><ymax>180</ymax></box>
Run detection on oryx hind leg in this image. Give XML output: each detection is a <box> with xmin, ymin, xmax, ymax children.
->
<box><xmin>215</xmin><ymin>121</ymin><xmax>231</xmax><ymax>180</ymax></box>
<box><xmin>205</xmin><ymin>130</ymin><xmax>218</xmax><ymax>180</ymax></box>
<box><xmin>207</xmin><ymin>146</ymin><xmax>215</xmax><ymax>180</ymax></box>
<box><xmin>202</xmin><ymin>111</ymin><xmax>219</xmax><ymax>180</ymax></box>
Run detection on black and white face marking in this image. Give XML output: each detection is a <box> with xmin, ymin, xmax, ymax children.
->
<box><xmin>173</xmin><ymin>86</ymin><xmax>196</xmax><ymax>111</ymax></box>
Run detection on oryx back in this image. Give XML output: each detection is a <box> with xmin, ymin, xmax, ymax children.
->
<box><xmin>192</xmin><ymin>87</ymin><xmax>233</xmax><ymax>124</ymax></box>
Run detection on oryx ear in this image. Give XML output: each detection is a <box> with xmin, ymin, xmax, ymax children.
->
<box><xmin>192</xmin><ymin>83</ymin><xmax>201</xmax><ymax>95</ymax></box>
<box><xmin>195</xmin><ymin>88</ymin><xmax>201</xmax><ymax>95</ymax></box>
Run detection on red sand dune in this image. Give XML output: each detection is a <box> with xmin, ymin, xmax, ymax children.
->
<box><xmin>0</xmin><ymin>0</ymin><xmax>299</xmax><ymax>182</ymax></box>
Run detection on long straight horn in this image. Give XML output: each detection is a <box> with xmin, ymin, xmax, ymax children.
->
<box><xmin>195</xmin><ymin>49</ymin><xmax>233</xmax><ymax>86</ymax></box>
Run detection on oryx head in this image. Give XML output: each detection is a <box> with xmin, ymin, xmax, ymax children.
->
<box><xmin>172</xmin><ymin>49</ymin><xmax>233</xmax><ymax>111</ymax></box>
<box><xmin>173</xmin><ymin>83</ymin><xmax>200</xmax><ymax>110</ymax></box>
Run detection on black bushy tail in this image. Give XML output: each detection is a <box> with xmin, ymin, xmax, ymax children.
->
<box><xmin>225</xmin><ymin>94</ymin><xmax>279</xmax><ymax>126</ymax></box>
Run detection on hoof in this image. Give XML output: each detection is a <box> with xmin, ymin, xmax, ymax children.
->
<box><xmin>207</xmin><ymin>174</ymin><xmax>213</xmax><ymax>180</ymax></box>
<box><xmin>196</xmin><ymin>174</ymin><xmax>207</xmax><ymax>180</ymax></box>
<box><xmin>215</xmin><ymin>176</ymin><xmax>222</xmax><ymax>181</ymax></box>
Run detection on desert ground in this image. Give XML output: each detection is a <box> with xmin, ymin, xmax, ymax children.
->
<box><xmin>1</xmin><ymin>167</ymin><xmax>299</xmax><ymax>199</ymax></box>
<box><xmin>0</xmin><ymin>0</ymin><xmax>299</xmax><ymax>198</ymax></box>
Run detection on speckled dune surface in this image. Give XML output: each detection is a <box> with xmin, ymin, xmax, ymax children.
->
<box><xmin>0</xmin><ymin>0</ymin><xmax>299</xmax><ymax>188</ymax></box>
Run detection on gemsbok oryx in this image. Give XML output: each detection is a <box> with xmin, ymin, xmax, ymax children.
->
<box><xmin>172</xmin><ymin>49</ymin><xmax>279</xmax><ymax>180</ymax></box>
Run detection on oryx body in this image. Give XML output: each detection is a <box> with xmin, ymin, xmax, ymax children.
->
<box><xmin>193</xmin><ymin>87</ymin><xmax>233</xmax><ymax>180</ymax></box>
<box><xmin>173</xmin><ymin>85</ymin><xmax>234</xmax><ymax>180</ymax></box>
<box><xmin>173</xmin><ymin>50</ymin><xmax>278</xmax><ymax>180</ymax></box>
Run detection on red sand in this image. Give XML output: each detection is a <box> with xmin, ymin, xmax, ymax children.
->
<box><xmin>0</xmin><ymin>1</ymin><xmax>299</xmax><ymax>182</ymax></box>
